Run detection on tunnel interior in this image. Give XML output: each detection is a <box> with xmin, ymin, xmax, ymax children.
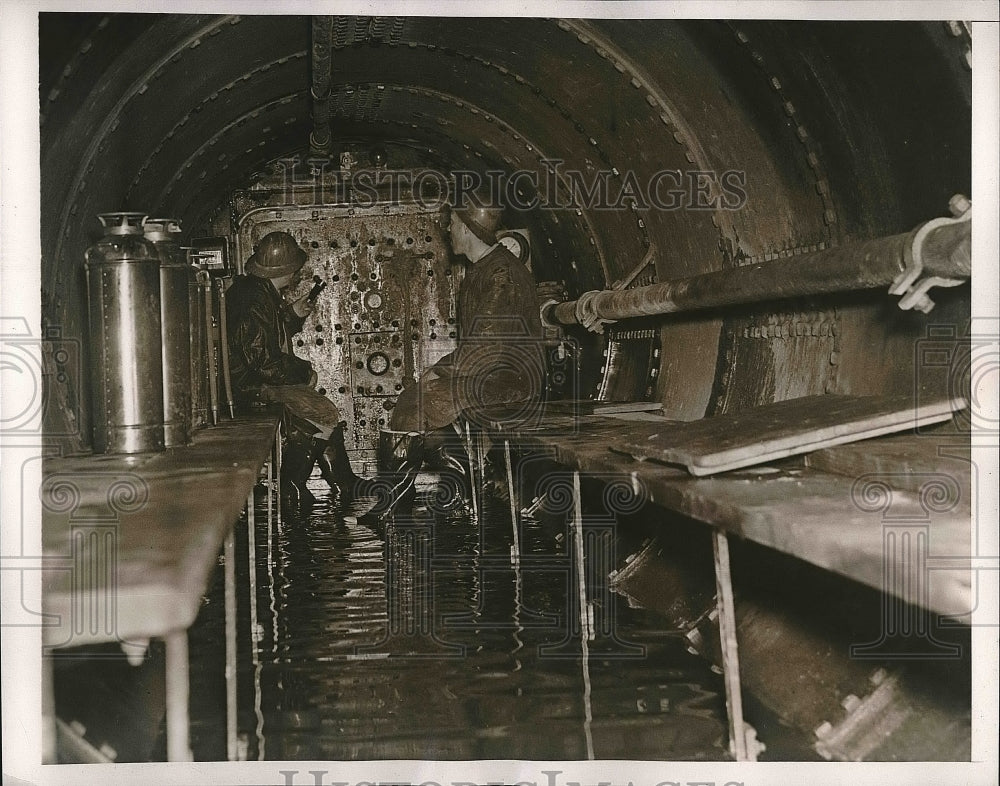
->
<box><xmin>35</xmin><ymin>13</ymin><xmax>977</xmax><ymax>766</ymax></box>
<box><xmin>40</xmin><ymin>14</ymin><xmax>972</xmax><ymax>453</ymax></box>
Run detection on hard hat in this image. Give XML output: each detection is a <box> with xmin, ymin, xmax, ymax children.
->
<box><xmin>452</xmin><ymin>204</ymin><xmax>502</xmax><ymax>245</ymax></box>
<box><xmin>246</xmin><ymin>232</ymin><xmax>307</xmax><ymax>278</ymax></box>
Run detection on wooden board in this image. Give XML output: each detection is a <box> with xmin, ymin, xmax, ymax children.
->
<box><xmin>41</xmin><ymin>415</ymin><xmax>279</xmax><ymax>649</ymax></box>
<box><xmin>541</xmin><ymin>399</ymin><xmax>664</xmax><ymax>416</ymax></box>
<box><xmin>804</xmin><ymin>427</ymin><xmax>971</xmax><ymax>492</ymax></box>
<box><xmin>500</xmin><ymin>414</ymin><xmax>972</xmax><ymax>618</ymax></box>
<box><xmin>618</xmin><ymin>394</ymin><xmax>966</xmax><ymax>476</ymax></box>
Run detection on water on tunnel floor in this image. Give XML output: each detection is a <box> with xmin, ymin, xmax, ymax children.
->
<box><xmin>186</xmin><ymin>471</ymin><xmax>733</xmax><ymax>762</ymax></box>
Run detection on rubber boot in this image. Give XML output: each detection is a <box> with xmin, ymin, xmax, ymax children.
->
<box><xmin>423</xmin><ymin>427</ymin><xmax>471</xmax><ymax>512</ymax></box>
<box><xmin>363</xmin><ymin>430</ymin><xmax>425</xmax><ymax>520</ymax></box>
<box><xmin>316</xmin><ymin>424</ymin><xmax>375</xmax><ymax>505</ymax></box>
<box><xmin>281</xmin><ymin>428</ymin><xmax>319</xmax><ymax>509</ymax></box>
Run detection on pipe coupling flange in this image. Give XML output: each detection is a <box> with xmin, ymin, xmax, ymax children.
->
<box><xmin>575</xmin><ymin>290</ymin><xmax>617</xmax><ymax>334</ymax></box>
<box><xmin>890</xmin><ymin>195</ymin><xmax>971</xmax><ymax>313</ymax></box>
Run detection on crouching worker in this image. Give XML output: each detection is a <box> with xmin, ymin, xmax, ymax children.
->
<box><xmin>227</xmin><ymin>231</ymin><xmax>368</xmax><ymax>508</ymax></box>
<box><xmin>369</xmin><ymin>204</ymin><xmax>546</xmax><ymax>519</ymax></box>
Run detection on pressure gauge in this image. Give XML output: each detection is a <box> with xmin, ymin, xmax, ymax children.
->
<box><xmin>364</xmin><ymin>291</ymin><xmax>383</xmax><ymax>310</ymax></box>
<box><xmin>497</xmin><ymin>230</ymin><xmax>531</xmax><ymax>264</ymax></box>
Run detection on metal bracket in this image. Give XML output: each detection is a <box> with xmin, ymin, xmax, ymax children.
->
<box><xmin>612</xmin><ymin>244</ymin><xmax>657</xmax><ymax>290</ymax></box>
<box><xmin>576</xmin><ymin>290</ymin><xmax>617</xmax><ymax>334</ymax></box>
<box><xmin>890</xmin><ymin>195</ymin><xmax>971</xmax><ymax>313</ymax></box>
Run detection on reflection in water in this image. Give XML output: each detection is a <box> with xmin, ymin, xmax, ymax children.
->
<box><xmin>208</xmin><ymin>475</ymin><xmax>730</xmax><ymax>761</ymax></box>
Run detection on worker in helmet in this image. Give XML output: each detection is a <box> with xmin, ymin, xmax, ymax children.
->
<box><xmin>227</xmin><ymin>231</ymin><xmax>368</xmax><ymax>508</ymax></box>
<box><xmin>369</xmin><ymin>203</ymin><xmax>547</xmax><ymax>518</ymax></box>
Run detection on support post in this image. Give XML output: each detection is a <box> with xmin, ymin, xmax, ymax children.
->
<box><xmin>572</xmin><ymin>471</ymin><xmax>595</xmax><ymax>759</ymax></box>
<box><xmin>224</xmin><ymin>528</ymin><xmax>237</xmax><ymax>761</ymax></box>
<box><xmin>712</xmin><ymin>529</ymin><xmax>754</xmax><ymax>761</ymax></box>
<box><xmin>504</xmin><ymin>440</ymin><xmax>521</xmax><ymax>567</ymax></box>
<box><xmin>164</xmin><ymin>630</ymin><xmax>192</xmax><ymax>761</ymax></box>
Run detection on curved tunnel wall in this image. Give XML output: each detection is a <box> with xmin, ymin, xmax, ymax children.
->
<box><xmin>39</xmin><ymin>15</ymin><xmax>972</xmax><ymax>450</ymax></box>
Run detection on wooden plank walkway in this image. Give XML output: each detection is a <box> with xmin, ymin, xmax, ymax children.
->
<box><xmin>41</xmin><ymin>414</ymin><xmax>279</xmax><ymax>649</ymax></box>
<box><xmin>482</xmin><ymin>406</ymin><xmax>972</xmax><ymax>618</ymax></box>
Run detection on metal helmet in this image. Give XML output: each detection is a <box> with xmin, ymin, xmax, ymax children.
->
<box><xmin>453</xmin><ymin>204</ymin><xmax>502</xmax><ymax>245</ymax></box>
<box><xmin>245</xmin><ymin>232</ymin><xmax>307</xmax><ymax>278</ymax></box>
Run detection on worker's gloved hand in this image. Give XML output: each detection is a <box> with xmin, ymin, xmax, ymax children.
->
<box><xmin>291</xmin><ymin>294</ymin><xmax>314</xmax><ymax>318</ymax></box>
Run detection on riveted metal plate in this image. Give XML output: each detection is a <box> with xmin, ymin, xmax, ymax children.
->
<box><xmin>236</xmin><ymin>203</ymin><xmax>459</xmax><ymax>471</ymax></box>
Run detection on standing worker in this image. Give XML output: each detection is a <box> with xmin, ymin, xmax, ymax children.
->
<box><xmin>226</xmin><ymin>231</ymin><xmax>368</xmax><ymax>508</ymax></box>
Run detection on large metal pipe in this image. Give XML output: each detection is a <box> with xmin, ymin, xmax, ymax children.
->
<box><xmin>309</xmin><ymin>16</ymin><xmax>333</xmax><ymax>157</ymax></box>
<box><xmin>546</xmin><ymin>208</ymin><xmax>971</xmax><ymax>328</ymax></box>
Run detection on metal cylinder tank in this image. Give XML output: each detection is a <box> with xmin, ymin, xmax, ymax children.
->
<box><xmin>84</xmin><ymin>212</ymin><xmax>165</xmax><ymax>454</ymax></box>
<box><xmin>143</xmin><ymin>217</ymin><xmax>193</xmax><ymax>448</ymax></box>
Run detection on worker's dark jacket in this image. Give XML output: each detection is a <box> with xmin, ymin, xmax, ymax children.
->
<box><xmin>390</xmin><ymin>244</ymin><xmax>546</xmax><ymax>432</ymax></box>
<box><xmin>226</xmin><ymin>274</ymin><xmax>312</xmax><ymax>407</ymax></box>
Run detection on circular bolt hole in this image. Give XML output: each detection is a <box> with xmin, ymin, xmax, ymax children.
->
<box><xmin>316</xmin><ymin>338</ymin><xmax>324</xmax><ymax>346</ymax></box>
<box><xmin>338</xmin><ymin>386</ymin><xmax>346</xmax><ymax>393</ymax></box>
<box><xmin>334</xmin><ymin>323</ymin><xmax>342</xmax><ymax>330</ymax></box>
<box><xmin>318</xmin><ymin>387</ymin><xmax>326</xmax><ymax>395</ymax></box>
<box><xmin>429</xmin><ymin>318</ymin><xmax>436</xmax><ymax>326</ymax></box>
<box><xmin>394</xmin><ymin>384</ymin><xmax>402</xmax><ymax>391</ymax></box>
<box><xmin>335</xmin><ymin>336</ymin><xmax>343</xmax><ymax>345</ymax></box>
<box><xmin>425</xmin><ymin>235</ymin><xmax>432</xmax><ymax>242</ymax></box>
<box><xmin>350</xmin><ymin>239</ymin><xmax>358</xmax><ymax>247</ymax></box>
<box><xmin>392</xmin><ymin>358</ymin><xmax>402</xmax><ymax>367</ymax></box>
<box><xmin>406</xmin><ymin>237</ymin><xmax>414</xmax><ymax>245</ymax></box>
<box><xmin>430</xmin><ymin>333</ymin><xmax>437</xmax><ymax>339</ymax></box>
<box><xmin>355</xmin><ymin>361</ymin><xmax>364</xmax><ymax>369</ymax></box>
<box><xmin>315</xmin><ymin>324</ymin><xmax>323</xmax><ymax>331</ymax></box>
<box><xmin>367</xmin><ymin>352</ymin><xmax>390</xmax><ymax>376</ymax></box>
<box><xmin>296</xmin><ymin>339</ymin><xmax>304</xmax><ymax>347</ymax></box>
<box><xmin>427</xmin><ymin>269</ymin><xmax>434</xmax><ymax>276</ymax></box>
<box><xmin>351</xmin><ymin>272</ymin><xmax>358</xmax><ymax>281</ymax></box>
